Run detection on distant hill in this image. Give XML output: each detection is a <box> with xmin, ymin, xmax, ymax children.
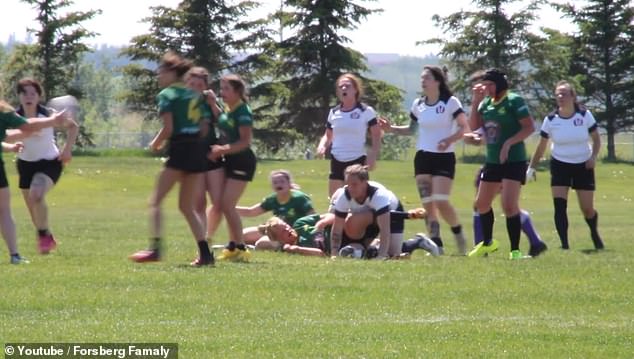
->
<box><xmin>364</xmin><ymin>53</ymin><xmax>440</xmax><ymax>111</ymax></box>
<box><xmin>1</xmin><ymin>39</ymin><xmax>435</xmax><ymax>111</ymax></box>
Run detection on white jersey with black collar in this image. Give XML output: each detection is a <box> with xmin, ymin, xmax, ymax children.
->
<box><xmin>326</xmin><ymin>103</ymin><xmax>377</xmax><ymax>161</ymax></box>
<box><xmin>16</xmin><ymin>106</ymin><xmax>60</xmax><ymax>161</ymax></box>
<box><xmin>410</xmin><ymin>95</ymin><xmax>464</xmax><ymax>153</ymax></box>
<box><xmin>540</xmin><ymin>107</ymin><xmax>597</xmax><ymax>164</ymax></box>
<box><xmin>331</xmin><ymin>180</ymin><xmax>399</xmax><ymax>218</ymax></box>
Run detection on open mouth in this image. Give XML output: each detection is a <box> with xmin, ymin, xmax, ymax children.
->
<box><xmin>275</xmin><ymin>186</ymin><xmax>284</xmax><ymax>191</ymax></box>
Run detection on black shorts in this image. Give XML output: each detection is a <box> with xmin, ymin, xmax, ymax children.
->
<box><xmin>17</xmin><ymin>158</ymin><xmax>63</xmax><ymax>189</ymax></box>
<box><xmin>166</xmin><ymin>135</ymin><xmax>208</xmax><ymax>173</ymax></box>
<box><xmin>203</xmin><ymin>140</ymin><xmax>224</xmax><ymax>171</ymax></box>
<box><xmin>550</xmin><ymin>157</ymin><xmax>595</xmax><ymax>190</ymax></box>
<box><xmin>390</xmin><ymin>202</ymin><xmax>405</xmax><ymax>234</ymax></box>
<box><xmin>224</xmin><ymin>149</ymin><xmax>256</xmax><ymax>181</ymax></box>
<box><xmin>414</xmin><ymin>150</ymin><xmax>456</xmax><ymax>179</ymax></box>
<box><xmin>480</xmin><ymin>161</ymin><xmax>528</xmax><ymax>184</ymax></box>
<box><xmin>206</xmin><ymin>157</ymin><xmax>224</xmax><ymax>171</ymax></box>
<box><xmin>329</xmin><ymin>155</ymin><xmax>366</xmax><ymax>181</ymax></box>
<box><xmin>0</xmin><ymin>161</ymin><xmax>8</xmax><ymax>188</ymax></box>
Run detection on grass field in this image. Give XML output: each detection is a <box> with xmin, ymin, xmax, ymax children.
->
<box><xmin>1</xmin><ymin>155</ymin><xmax>633</xmax><ymax>358</ymax></box>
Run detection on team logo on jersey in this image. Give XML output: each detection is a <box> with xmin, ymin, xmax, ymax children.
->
<box><xmin>351</xmin><ymin>111</ymin><xmax>360</xmax><ymax>119</ymax></box>
<box><xmin>436</xmin><ymin>105</ymin><xmax>445</xmax><ymax>114</ymax></box>
<box><xmin>573</xmin><ymin>117</ymin><xmax>583</xmax><ymax>126</ymax></box>
<box><xmin>484</xmin><ymin>121</ymin><xmax>499</xmax><ymax>144</ymax></box>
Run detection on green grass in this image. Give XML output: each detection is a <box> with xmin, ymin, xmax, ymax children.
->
<box><xmin>1</xmin><ymin>156</ymin><xmax>633</xmax><ymax>358</ymax></box>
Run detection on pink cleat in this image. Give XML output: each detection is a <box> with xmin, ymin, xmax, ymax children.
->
<box><xmin>38</xmin><ymin>234</ymin><xmax>57</xmax><ymax>254</ymax></box>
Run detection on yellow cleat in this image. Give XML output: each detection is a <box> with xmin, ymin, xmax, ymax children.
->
<box><xmin>468</xmin><ymin>239</ymin><xmax>499</xmax><ymax>257</ymax></box>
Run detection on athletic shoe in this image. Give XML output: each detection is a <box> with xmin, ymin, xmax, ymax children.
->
<box><xmin>592</xmin><ymin>237</ymin><xmax>605</xmax><ymax>250</ymax></box>
<box><xmin>416</xmin><ymin>233</ymin><xmax>440</xmax><ymax>257</ymax></box>
<box><xmin>38</xmin><ymin>234</ymin><xmax>57</xmax><ymax>254</ymax></box>
<box><xmin>236</xmin><ymin>248</ymin><xmax>252</xmax><ymax>262</ymax></box>
<box><xmin>219</xmin><ymin>247</ymin><xmax>251</xmax><ymax>262</ymax></box>
<box><xmin>467</xmin><ymin>239</ymin><xmax>499</xmax><ymax>257</ymax></box>
<box><xmin>129</xmin><ymin>249</ymin><xmax>160</xmax><ymax>263</ymax></box>
<box><xmin>528</xmin><ymin>241</ymin><xmax>548</xmax><ymax>257</ymax></box>
<box><xmin>509</xmin><ymin>250</ymin><xmax>530</xmax><ymax>260</ymax></box>
<box><xmin>10</xmin><ymin>254</ymin><xmax>30</xmax><ymax>264</ymax></box>
<box><xmin>218</xmin><ymin>248</ymin><xmax>240</xmax><ymax>261</ymax></box>
<box><xmin>190</xmin><ymin>254</ymin><xmax>215</xmax><ymax>267</ymax></box>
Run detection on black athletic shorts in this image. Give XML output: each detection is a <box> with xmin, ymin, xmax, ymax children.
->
<box><xmin>17</xmin><ymin>158</ymin><xmax>63</xmax><ymax>189</ymax></box>
<box><xmin>0</xmin><ymin>161</ymin><xmax>8</xmax><ymax>188</ymax></box>
<box><xmin>166</xmin><ymin>134</ymin><xmax>208</xmax><ymax>173</ymax></box>
<box><xmin>414</xmin><ymin>150</ymin><xmax>456</xmax><ymax>179</ymax></box>
<box><xmin>550</xmin><ymin>157</ymin><xmax>595</xmax><ymax>190</ymax></box>
<box><xmin>480</xmin><ymin>161</ymin><xmax>528</xmax><ymax>184</ymax></box>
<box><xmin>329</xmin><ymin>155</ymin><xmax>366</xmax><ymax>181</ymax></box>
<box><xmin>224</xmin><ymin>149</ymin><xmax>256</xmax><ymax>181</ymax></box>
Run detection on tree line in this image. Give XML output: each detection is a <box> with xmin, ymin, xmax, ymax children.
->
<box><xmin>0</xmin><ymin>0</ymin><xmax>632</xmax><ymax>160</ymax></box>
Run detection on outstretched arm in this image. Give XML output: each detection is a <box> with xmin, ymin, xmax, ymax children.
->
<box><xmin>236</xmin><ymin>204</ymin><xmax>266</xmax><ymax>217</ymax></box>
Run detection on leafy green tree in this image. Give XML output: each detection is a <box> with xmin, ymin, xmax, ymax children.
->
<box><xmin>557</xmin><ymin>0</ymin><xmax>634</xmax><ymax>160</ymax></box>
<box><xmin>120</xmin><ymin>0</ymin><xmax>269</xmax><ymax>119</ymax></box>
<box><xmin>21</xmin><ymin>0</ymin><xmax>101</xmax><ymax>98</ymax></box>
<box><xmin>1</xmin><ymin>44</ymin><xmax>41</xmax><ymax>104</ymax></box>
<box><xmin>522</xmin><ymin>28</ymin><xmax>581</xmax><ymax>117</ymax></box>
<box><xmin>423</xmin><ymin>0</ymin><xmax>572</xmax><ymax>116</ymax></box>
<box><xmin>1</xmin><ymin>1</ymin><xmax>101</xmax><ymax>147</ymax></box>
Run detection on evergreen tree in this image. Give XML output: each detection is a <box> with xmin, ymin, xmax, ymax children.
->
<box><xmin>21</xmin><ymin>0</ymin><xmax>101</xmax><ymax>98</ymax></box>
<box><xmin>254</xmin><ymin>0</ymin><xmax>403</xmax><ymax>146</ymax></box>
<box><xmin>120</xmin><ymin>0</ymin><xmax>269</xmax><ymax>119</ymax></box>
<box><xmin>2</xmin><ymin>0</ymin><xmax>101</xmax><ymax>147</ymax></box>
<box><xmin>423</xmin><ymin>0</ymin><xmax>569</xmax><ymax>116</ymax></box>
<box><xmin>557</xmin><ymin>0</ymin><xmax>634</xmax><ymax>160</ymax></box>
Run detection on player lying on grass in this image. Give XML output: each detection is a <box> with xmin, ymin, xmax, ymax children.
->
<box><xmin>260</xmin><ymin>206</ymin><xmax>429</xmax><ymax>258</ymax></box>
<box><xmin>237</xmin><ymin>169</ymin><xmax>314</xmax><ymax>250</ymax></box>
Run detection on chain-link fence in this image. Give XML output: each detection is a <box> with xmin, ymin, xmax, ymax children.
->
<box><xmin>89</xmin><ymin>131</ymin><xmax>634</xmax><ymax>162</ymax></box>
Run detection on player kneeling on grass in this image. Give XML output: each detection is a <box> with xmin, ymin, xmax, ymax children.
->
<box><xmin>330</xmin><ymin>164</ymin><xmax>408</xmax><ymax>259</ymax></box>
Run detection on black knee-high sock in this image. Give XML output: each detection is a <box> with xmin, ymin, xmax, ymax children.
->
<box><xmin>506</xmin><ymin>214</ymin><xmax>521</xmax><ymax>251</ymax></box>
<box><xmin>428</xmin><ymin>220</ymin><xmax>443</xmax><ymax>247</ymax></box>
<box><xmin>585</xmin><ymin>212</ymin><xmax>604</xmax><ymax>249</ymax></box>
<box><xmin>197</xmin><ymin>240</ymin><xmax>211</xmax><ymax>260</ymax></box>
<box><xmin>554</xmin><ymin>198</ymin><xmax>569</xmax><ymax>249</ymax></box>
<box><xmin>479</xmin><ymin>209</ymin><xmax>494</xmax><ymax>246</ymax></box>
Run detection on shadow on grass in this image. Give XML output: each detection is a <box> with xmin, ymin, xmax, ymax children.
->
<box><xmin>580</xmin><ymin>249</ymin><xmax>607</xmax><ymax>255</ymax></box>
